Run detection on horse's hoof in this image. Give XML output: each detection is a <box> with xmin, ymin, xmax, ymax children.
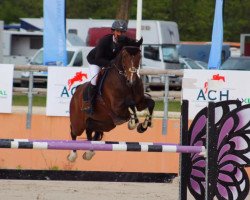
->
<box><xmin>128</xmin><ymin>120</ymin><xmax>137</xmax><ymax>130</ymax></box>
<box><xmin>67</xmin><ymin>151</ymin><xmax>77</xmax><ymax>162</ymax></box>
<box><xmin>137</xmin><ymin>123</ymin><xmax>147</xmax><ymax>133</ymax></box>
<box><xmin>82</xmin><ymin>151</ymin><xmax>95</xmax><ymax>160</ymax></box>
<box><xmin>148</xmin><ymin>122</ymin><xmax>153</xmax><ymax>128</ymax></box>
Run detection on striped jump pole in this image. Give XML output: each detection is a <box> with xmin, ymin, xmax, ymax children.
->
<box><xmin>0</xmin><ymin>140</ymin><xmax>205</xmax><ymax>154</ymax></box>
<box><xmin>0</xmin><ymin>138</ymin><xmax>188</xmax><ymax>146</ymax></box>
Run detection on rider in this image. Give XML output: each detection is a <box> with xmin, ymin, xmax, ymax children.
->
<box><xmin>83</xmin><ymin>19</ymin><xmax>143</xmax><ymax>114</ymax></box>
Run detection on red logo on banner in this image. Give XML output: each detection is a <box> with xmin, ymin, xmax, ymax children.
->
<box><xmin>204</xmin><ymin>74</ymin><xmax>225</xmax><ymax>93</ymax></box>
<box><xmin>68</xmin><ymin>71</ymin><xmax>88</xmax><ymax>90</ymax></box>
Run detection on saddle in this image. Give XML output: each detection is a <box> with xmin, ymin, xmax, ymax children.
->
<box><xmin>82</xmin><ymin>68</ymin><xmax>109</xmax><ymax>113</ymax></box>
<box><xmin>85</xmin><ymin>69</ymin><xmax>108</xmax><ymax>98</ymax></box>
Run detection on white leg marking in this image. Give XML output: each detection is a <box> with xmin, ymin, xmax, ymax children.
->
<box><xmin>67</xmin><ymin>151</ymin><xmax>77</xmax><ymax>162</ymax></box>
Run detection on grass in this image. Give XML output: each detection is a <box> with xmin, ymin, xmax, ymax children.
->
<box><xmin>12</xmin><ymin>95</ymin><xmax>181</xmax><ymax>112</ymax></box>
<box><xmin>13</xmin><ymin>95</ymin><xmax>47</xmax><ymax>107</ymax></box>
<box><xmin>49</xmin><ymin>166</ymin><xmax>60</xmax><ymax>170</ymax></box>
<box><xmin>154</xmin><ymin>100</ymin><xmax>181</xmax><ymax>112</ymax></box>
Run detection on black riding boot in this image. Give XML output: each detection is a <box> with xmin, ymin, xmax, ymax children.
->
<box><xmin>82</xmin><ymin>84</ymin><xmax>97</xmax><ymax>114</ymax></box>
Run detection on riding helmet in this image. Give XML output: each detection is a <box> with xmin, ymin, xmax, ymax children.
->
<box><xmin>111</xmin><ymin>20</ymin><xmax>128</xmax><ymax>32</ymax></box>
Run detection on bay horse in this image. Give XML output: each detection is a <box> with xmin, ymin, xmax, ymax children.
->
<box><xmin>68</xmin><ymin>45</ymin><xmax>155</xmax><ymax>161</ymax></box>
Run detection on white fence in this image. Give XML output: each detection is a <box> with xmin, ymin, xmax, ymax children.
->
<box><xmin>13</xmin><ymin>65</ymin><xmax>183</xmax><ymax>100</ymax></box>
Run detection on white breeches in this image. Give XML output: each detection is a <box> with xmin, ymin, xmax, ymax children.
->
<box><xmin>89</xmin><ymin>64</ymin><xmax>101</xmax><ymax>85</ymax></box>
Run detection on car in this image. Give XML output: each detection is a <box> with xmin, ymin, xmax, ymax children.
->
<box><xmin>220</xmin><ymin>56</ymin><xmax>250</xmax><ymax>70</ymax></box>
<box><xmin>146</xmin><ymin>57</ymin><xmax>208</xmax><ymax>91</ymax></box>
<box><xmin>179</xmin><ymin>57</ymin><xmax>208</xmax><ymax>69</ymax></box>
<box><xmin>145</xmin><ymin>74</ymin><xmax>182</xmax><ymax>91</ymax></box>
<box><xmin>142</xmin><ymin>44</ymin><xmax>182</xmax><ymax>91</ymax></box>
<box><xmin>21</xmin><ymin>46</ymin><xmax>93</xmax><ymax>88</ymax></box>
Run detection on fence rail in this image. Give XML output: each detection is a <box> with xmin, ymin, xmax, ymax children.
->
<box><xmin>13</xmin><ymin>87</ymin><xmax>47</xmax><ymax>96</ymax></box>
<box><xmin>14</xmin><ymin>65</ymin><xmax>184</xmax><ymax>77</ymax></box>
<box><xmin>13</xmin><ymin>65</ymin><xmax>183</xmax><ymax>100</ymax></box>
<box><xmin>13</xmin><ymin>87</ymin><xmax>181</xmax><ymax>100</ymax></box>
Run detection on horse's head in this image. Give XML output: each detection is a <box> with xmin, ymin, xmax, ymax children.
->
<box><xmin>120</xmin><ymin>46</ymin><xmax>141</xmax><ymax>87</ymax></box>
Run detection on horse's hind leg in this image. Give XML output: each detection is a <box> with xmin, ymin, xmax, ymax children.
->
<box><xmin>128</xmin><ymin>106</ymin><xmax>139</xmax><ymax>130</ymax></box>
<box><xmin>82</xmin><ymin>129</ymin><xmax>96</xmax><ymax>160</ymax></box>
<box><xmin>67</xmin><ymin>126</ymin><xmax>78</xmax><ymax>162</ymax></box>
<box><xmin>93</xmin><ymin>131</ymin><xmax>104</xmax><ymax>141</ymax></box>
<box><xmin>136</xmin><ymin>97</ymin><xmax>155</xmax><ymax>133</ymax></box>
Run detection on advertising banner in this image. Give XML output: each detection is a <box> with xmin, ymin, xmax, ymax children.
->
<box><xmin>43</xmin><ymin>0</ymin><xmax>67</xmax><ymax>66</ymax></box>
<box><xmin>46</xmin><ymin>67</ymin><xmax>90</xmax><ymax>116</ymax></box>
<box><xmin>0</xmin><ymin>64</ymin><xmax>14</xmax><ymax>113</ymax></box>
<box><xmin>182</xmin><ymin>69</ymin><xmax>250</xmax><ymax>119</ymax></box>
<box><xmin>208</xmin><ymin>0</ymin><xmax>224</xmax><ymax>69</ymax></box>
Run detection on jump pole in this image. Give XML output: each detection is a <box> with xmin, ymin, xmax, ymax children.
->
<box><xmin>0</xmin><ymin>138</ymin><xmax>198</xmax><ymax>146</ymax></box>
<box><xmin>0</xmin><ymin>140</ymin><xmax>205</xmax><ymax>154</ymax></box>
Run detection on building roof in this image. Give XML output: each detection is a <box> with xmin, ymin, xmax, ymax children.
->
<box><xmin>20</xmin><ymin>18</ymin><xmax>43</xmax><ymax>31</ymax></box>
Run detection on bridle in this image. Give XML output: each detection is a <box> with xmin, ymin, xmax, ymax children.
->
<box><xmin>112</xmin><ymin>48</ymin><xmax>140</xmax><ymax>80</ymax></box>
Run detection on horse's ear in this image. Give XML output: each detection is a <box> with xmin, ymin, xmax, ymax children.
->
<box><xmin>136</xmin><ymin>37</ymin><xmax>143</xmax><ymax>47</ymax></box>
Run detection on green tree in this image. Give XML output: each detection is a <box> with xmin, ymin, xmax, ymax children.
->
<box><xmin>0</xmin><ymin>0</ymin><xmax>42</xmax><ymax>24</ymax></box>
<box><xmin>66</xmin><ymin>0</ymin><xmax>117</xmax><ymax>19</ymax></box>
<box><xmin>0</xmin><ymin>0</ymin><xmax>250</xmax><ymax>42</ymax></box>
<box><xmin>116</xmin><ymin>0</ymin><xmax>132</xmax><ymax>21</ymax></box>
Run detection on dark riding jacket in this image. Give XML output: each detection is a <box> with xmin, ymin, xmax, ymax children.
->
<box><xmin>87</xmin><ymin>34</ymin><xmax>141</xmax><ymax>68</ymax></box>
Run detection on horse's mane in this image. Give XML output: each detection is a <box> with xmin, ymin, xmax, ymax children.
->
<box><xmin>122</xmin><ymin>46</ymin><xmax>141</xmax><ymax>56</ymax></box>
<box><xmin>110</xmin><ymin>46</ymin><xmax>141</xmax><ymax>70</ymax></box>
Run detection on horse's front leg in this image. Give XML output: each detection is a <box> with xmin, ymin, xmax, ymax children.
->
<box><xmin>82</xmin><ymin>129</ymin><xmax>97</xmax><ymax>160</ymax></box>
<box><xmin>67</xmin><ymin>127</ymin><xmax>78</xmax><ymax>162</ymax></box>
<box><xmin>136</xmin><ymin>97</ymin><xmax>155</xmax><ymax>133</ymax></box>
<box><xmin>128</xmin><ymin>106</ymin><xmax>139</xmax><ymax>130</ymax></box>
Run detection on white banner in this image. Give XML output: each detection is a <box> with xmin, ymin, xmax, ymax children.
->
<box><xmin>0</xmin><ymin>64</ymin><xmax>14</xmax><ymax>113</ymax></box>
<box><xmin>182</xmin><ymin>69</ymin><xmax>250</xmax><ymax>119</ymax></box>
<box><xmin>46</xmin><ymin>67</ymin><xmax>90</xmax><ymax>116</ymax></box>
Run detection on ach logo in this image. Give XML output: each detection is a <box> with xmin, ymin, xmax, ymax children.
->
<box><xmin>68</xmin><ymin>71</ymin><xmax>88</xmax><ymax>90</ymax></box>
<box><xmin>204</xmin><ymin>74</ymin><xmax>225</xmax><ymax>93</ymax></box>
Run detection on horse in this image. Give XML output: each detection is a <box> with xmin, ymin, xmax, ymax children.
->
<box><xmin>67</xmin><ymin>45</ymin><xmax>155</xmax><ymax>161</ymax></box>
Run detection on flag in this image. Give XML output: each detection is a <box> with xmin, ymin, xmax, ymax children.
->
<box><xmin>43</xmin><ymin>0</ymin><xmax>67</xmax><ymax>66</ymax></box>
<box><xmin>208</xmin><ymin>0</ymin><xmax>224</xmax><ymax>69</ymax></box>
